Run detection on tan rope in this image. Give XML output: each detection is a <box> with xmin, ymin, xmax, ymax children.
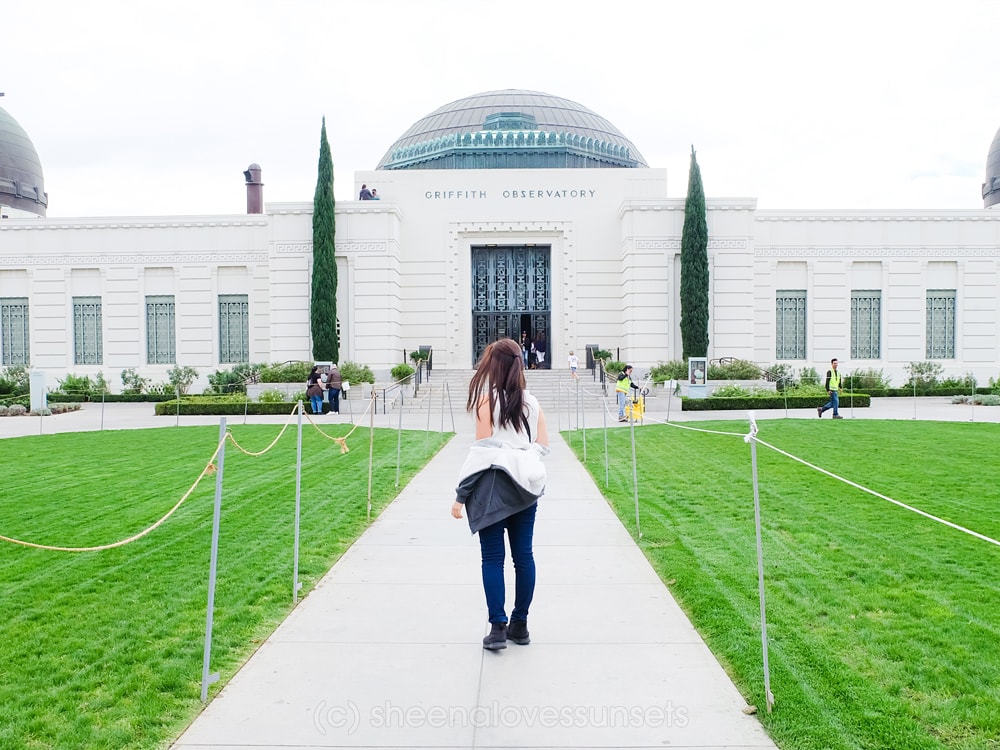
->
<box><xmin>0</xmin><ymin>434</ymin><xmax>228</xmax><ymax>552</ymax></box>
<box><xmin>224</xmin><ymin>405</ymin><xmax>299</xmax><ymax>456</ymax></box>
<box><xmin>2</xmin><ymin>388</ymin><xmax>404</xmax><ymax>552</ymax></box>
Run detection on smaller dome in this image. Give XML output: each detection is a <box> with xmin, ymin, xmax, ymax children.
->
<box><xmin>0</xmin><ymin>105</ymin><xmax>47</xmax><ymax>216</ymax></box>
<box><xmin>983</xmin><ymin>125</ymin><xmax>1000</xmax><ymax>208</ymax></box>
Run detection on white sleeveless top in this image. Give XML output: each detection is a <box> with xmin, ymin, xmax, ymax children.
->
<box><xmin>489</xmin><ymin>389</ymin><xmax>540</xmax><ymax>450</ymax></box>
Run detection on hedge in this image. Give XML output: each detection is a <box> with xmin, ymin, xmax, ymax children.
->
<box><xmin>48</xmin><ymin>392</ymin><xmax>176</xmax><ymax>403</ymax></box>
<box><xmin>681</xmin><ymin>393</ymin><xmax>871</xmax><ymax>411</ymax></box>
<box><xmin>154</xmin><ymin>400</ymin><xmax>304</xmax><ymax>416</ymax></box>
<box><xmin>843</xmin><ymin>386</ymin><xmax>991</xmax><ymax>398</ymax></box>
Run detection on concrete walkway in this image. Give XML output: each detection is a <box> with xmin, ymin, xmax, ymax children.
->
<box><xmin>5</xmin><ymin>394</ymin><xmax>996</xmax><ymax>748</ymax></box>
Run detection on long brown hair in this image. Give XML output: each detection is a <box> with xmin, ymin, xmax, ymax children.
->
<box><xmin>467</xmin><ymin>338</ymin><xmax>527</xmax><ymax>433</ymax></box>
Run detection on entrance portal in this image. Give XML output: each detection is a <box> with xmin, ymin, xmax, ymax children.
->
<box><xmin>471</xmin><ymin>245</ymin><xmax>551</xmax><ymax>366</ymax></box>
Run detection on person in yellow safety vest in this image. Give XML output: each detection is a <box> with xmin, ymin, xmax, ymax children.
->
<box><xmin>616</xmin><ymin>364</ymin><xmax>638</xmax><ymax>422</ymax></box>
<box><xmin>817</xmin><ymin>357</ymin><xmax>844</xmax><ymax>419</ymax></box>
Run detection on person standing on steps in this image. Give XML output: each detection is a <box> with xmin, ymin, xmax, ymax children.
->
<box><xmin>452</xmin><ymin>338</ymin><xmax>550</xmax><ymax>651</ymax></box>
<box><xmin>817</xmin><ymin>357</ymin><xmax>844</xmax><ymax>419</ymax></box>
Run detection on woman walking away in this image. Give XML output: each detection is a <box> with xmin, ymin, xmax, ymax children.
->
<box><xmin>453</xmin><ymin>338</ymin><xmax>549</xmax><ymax>650</ymax></box>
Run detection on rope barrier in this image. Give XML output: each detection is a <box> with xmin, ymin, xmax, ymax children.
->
<box><xmin>225</xmin><ymin>405</ymin><xmax>299</xmax><ymax>456</ymax></box>
<box><xmin>752</xmin><ymin>435</ymin><xmax>1000</xmax><ymax>549</ymax></box>
<box><xmin>0</xmin><ymin>383</ymin><xmax>423</xmax><ymax>552</ymax></box>
<box><xmin>565</xmin><ymin>397</ymin><xmax>1000</xmax><ymax>548</ymax></box>
<box><xmin>0</xmin><ymin>434</ymin><xmax>229</xmax><ymax>552</ymax></box>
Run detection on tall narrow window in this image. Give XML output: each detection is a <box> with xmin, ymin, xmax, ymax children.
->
<box><xmin>73</xmin><ymin>296</ymin><xmax>103</xmax><ymax>365</ymax></box>
<box><xmin>775</xmin><ymin>290</ymin><xmax>806</xmax><ymax>359</ymax></box>
<box><xmin>146</xmin><ymin>295</ymin><xmax>176</xmax><ymax>364</ymax></box>
<box><xmin>926</xmin><ymin>289</ymin><xmax>956</xmax><ymax>359</ymax></box>
<box><xmin>0</xmin><ymin>297</ymin><xmax>29</xmax><ymax>365</ymax></box>
<box><xmin>851</xmin><ymin>290</ymin><xmax>881</xmax><ymax>359</ymax></box>
<box><xmin>219</xmin><ymin>294</ymin><xmax>249</xmax><ymax>364</ymax></box>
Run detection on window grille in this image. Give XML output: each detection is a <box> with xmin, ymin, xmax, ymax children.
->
<box><xmin>850</xmin><ymin>290</ymin><xmax>881</xmax><ymax>359</ymax></box>
<box><xmin>146</xmin><ymin>295</ymin><xmax>176</xmax><ymax>364</ymax></box>
<box><xmin>0</xmin><ymin>297</ymin><xmax>29</xmax><ymax>365</ymax></box>
<box><xmin>73</xmin><ymin>296</ymin><xmax>103</xmax><ymax>365</ymax></box>
<box><xmin>775</xmin><ymin>290</ymin><xmax>806</xmax><ymax>359</ymax></box>
<box><xmin>219</xmin><ymin>294</ymin><xmax>249</xmax><ymax>364</ymax></box>
<box><xmin>926</xmin><ymin>290</ymin><xmax>956</xmax><ymax>359</ymax></box>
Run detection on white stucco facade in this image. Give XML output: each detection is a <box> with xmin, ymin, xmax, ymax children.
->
<box><xmin>1</xmin><ymin>165</ymin><xmax>998</xmax><ymax>391</ymax></box>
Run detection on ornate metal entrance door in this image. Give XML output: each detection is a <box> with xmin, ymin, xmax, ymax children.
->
<box><xmin>471</xmin><ymin>245</ymin><xmax>550</xmax><ymax>365</ymax></box>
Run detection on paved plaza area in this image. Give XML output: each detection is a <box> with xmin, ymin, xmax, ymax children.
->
<box><xmin>3</xmin><ymin>394</ymin><xmax>995</xmax><ymax>748</ymax></box>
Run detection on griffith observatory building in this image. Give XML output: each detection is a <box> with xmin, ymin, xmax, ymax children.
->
<box><xmin>1</xmin><ymin>89</ymin><xmax>998</xmax><ymax>389</ymax></box>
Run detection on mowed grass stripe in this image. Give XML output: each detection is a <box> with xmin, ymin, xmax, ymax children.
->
<box><xmin>0</xmin><ymin>424</ymin><xmax>450</xmax><ymax>749</ymax></box>
<box><xmin>570</xmin><ymin>419</ymin><xmax>1000</xmax><ymax>750</ymax></box>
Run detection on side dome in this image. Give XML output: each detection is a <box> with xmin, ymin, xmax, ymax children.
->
<box><xmin>0</xmin><ymin>105</ymin><xmax>47</xmax><ymax>217</ymax></box>
<box><xmin>985</xmin><ymin>126</ymin><xmax>1000</xmax><ymax>208</ymax></box>
<box><xmin>377</xmin><ymin>89</ymin><xmax>647</xmax><ymax>171</ymax></box>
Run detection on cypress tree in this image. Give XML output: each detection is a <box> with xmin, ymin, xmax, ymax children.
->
<box><xmin>680</xmin><ymin>146</ymin><xmax>709</xmax><ymax>359</ymax></box>
<box><xmin>311</xmin><ymin>117</ymin><xmax>339</xmax><ymax>362</ymax></box>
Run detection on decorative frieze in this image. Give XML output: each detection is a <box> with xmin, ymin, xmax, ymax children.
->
<box><xmin>273</xmin><ymin>241</ymin><xmax>389</xmax><ymax>254</ymax></box>
<box><xmin>756</xmin><ymin>247</ymin><xmax>1000</xmax><ymax>258</ymax></box>
<box><xmin>635</xmin><ymin>239</ymin><xmax>747</xmax><ymax>250</ymax></box>
<box><xmin>0</xmin><ymin>253</ymin><xmax>266</xmax><ymax>267</ymax></box>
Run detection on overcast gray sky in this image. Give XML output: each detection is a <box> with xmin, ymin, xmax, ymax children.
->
<box><xmin>4</xmin><ymin>0</ymin><xmax>998</xmax><ymax>217</ymax></box>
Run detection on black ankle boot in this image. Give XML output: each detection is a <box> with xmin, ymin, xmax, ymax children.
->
<box><xmin>483</xmin><ymin>622</ymin><xmax>507</xmax><ymax>650</ymax></box>
<box><xmin>507</xmin><ymin>620</ymin><xmax>530</xmax><ymax>645</ymax></box>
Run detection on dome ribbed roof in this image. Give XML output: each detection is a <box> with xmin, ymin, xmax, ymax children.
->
<box><xmin>377</xmin><ymin>89</ymin><xmax>647</xmax><ymax>170</ymax></box>
<box><xmin>0</xmin><ymin>105</ymin><xmax>47</xmax><ymax>216</ymax></box>
<box><xmin>984</xmin><ymin>125</ymin><xmax>1000</xmax><ymax>208</ymax></box>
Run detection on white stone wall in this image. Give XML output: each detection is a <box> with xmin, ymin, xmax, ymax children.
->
<box><xmin>1</xmin><ymin>177</ymin><xmax>998</xmax><ymax>393</ymax></box>
<box><xmin>753</xmin><ymin>210</ymin><xmax>1000</xmax><ymax>384</ymax></box>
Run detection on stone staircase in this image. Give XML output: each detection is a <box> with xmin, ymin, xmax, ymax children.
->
<box><xmin>390</xmin><ymin>367</ymin><xmax>620</xmax><ymax>414</ymax></box>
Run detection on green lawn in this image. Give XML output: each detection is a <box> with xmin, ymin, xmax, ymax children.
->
<box><xmin>568</xmin><ymin>420</ymin><xmax>1000</xmax><ymax>750</ymax></box>
<box><xmin>0</xmin><ymin>424</ymin><xmax>450</xmax><ymax>749</ymax></box>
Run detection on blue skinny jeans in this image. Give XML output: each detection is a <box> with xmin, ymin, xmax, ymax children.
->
<box><xmin>478</xmin><ymin>502</ymin><xmax>537</xmax><ymax>624</ymax></box>
<box><xmin>309</xmin><ymin>394</ymin><xmax>324</xmax><ymax>414</ymax></box>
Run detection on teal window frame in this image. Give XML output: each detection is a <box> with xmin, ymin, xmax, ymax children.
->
<box><xmin>146</xmin><ymin>295</ymin><xmax>176</xmax><ymax>365</ymax></box>
<box><xmin>73</xmin><ymin>296</ymin><xmax>103</xmax><ymax>365</ymax></box>
<box><xmin>219</xmin><ymin>294</ymin><xmax>249</xmax><ymax>364</ymax></box>
<box><xmin>850</xmin><ymin>290</ymin><xmax>881</xmax><ymax>359</ymax></box>
<box><xmin>0</xmin><ymin>297</ymin><xmax>30</xmax><ymax>365</ymax></box>
<box><xmin>775</xmin><ymin>290</ymin><xmax>807</xmax><ymax>360</ymax></box>
<box><xmin>926</xmin><ymin>289</ymin><xmax>956</xmax><ymax>359</ymax></box>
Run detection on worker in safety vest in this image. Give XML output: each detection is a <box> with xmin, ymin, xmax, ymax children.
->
<box><xmin>615</xmin><ymin>365</ymin><xmax>638</xmax><ymax>422</ymax></box>
<box><xmin>817</xmin><ymin>357</ymin><xmax>843</xmax><ymax>419</ymax></box>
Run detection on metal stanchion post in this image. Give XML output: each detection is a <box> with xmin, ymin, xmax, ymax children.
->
<box><xmin>200</xmin><ymin>418</ymin><xmax>227</xmax><ymax>702</ymax></box>
<box><xmin>395</xmin><ymin>391</ymin><xmax>404</xmax><ymax>488</ymax></box>
<box><xmin>629</xmin><ymin>415</ymin><xmax>641</xmax><ymax>539</ymax></box>
<box><xmin>745</xmin><ymin>416</ymin><xmax>774</xmax><ymax>714</ymax></box>
<box><xmin>293</xmin><ymin>403</ymin><xmax>303</xmax><ymax>604</ymax></box>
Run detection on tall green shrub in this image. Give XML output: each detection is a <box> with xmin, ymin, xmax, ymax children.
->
<box><xmin>680</xmin><ymin>146</ymin><xmax>709</xmax><ymax>359</ymax></box>
<box><xmin>311</xmin><ymin>117</ymin><xmax>339</xmax><ymax>362</ymax></box>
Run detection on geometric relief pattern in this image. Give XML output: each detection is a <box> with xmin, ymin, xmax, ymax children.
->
<box><xmin>926</xmin><ymin>289</ymin><xmax>956</xmax><ymax>359</ymax></box>
<box><xmin>775</xmin><ymin>290</ymin><xmax>806</xmax><ymax>359</ymax></box>
<box><xmin>73</xmin><ymin>296</ymin><xmax>103</xmax><ymax>365</ymax></box>
<box><xmin>0</xmin><ymin>297</ymin><xmax>30</xmax><ymax>365</ymax></box>
<box><xmin>851</xmin><ymin>290</ymin><xmax>881</xmax><ymax>359</ymax></box>
<box><xmin>145</xmin><ymin>295</ymin><xmax>176</xmax><ymax>365</ymax></box>
<box><xmin>219</xmin><ymin>294</ymin><xmax>250</xmax><ymax>364</ymax></box>
<box><xmin>471</xmin><ymin>245</ymin><xmax>550</xmax><ymax>365</ymax></box>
